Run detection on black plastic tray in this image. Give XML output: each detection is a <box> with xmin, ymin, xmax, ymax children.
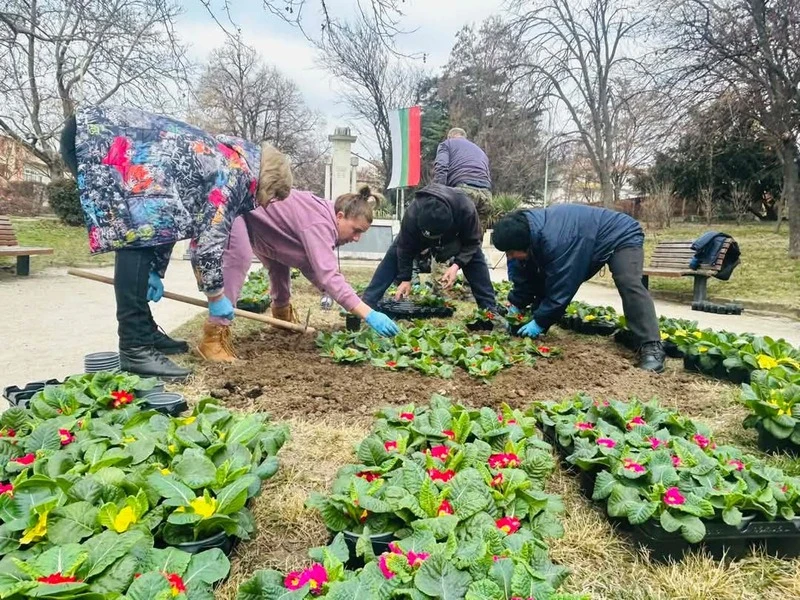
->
<box><xmin>756</xmin><ymin>423</ymin><xmax>800</xmax><ymax>456</ymax></box>
<box><xmin>236</xmin><ymin>298</ymin><xmax>271</xmax><ymax>313</ymax></box>
<box><xmin>466</xmin><ymin>319</ymin><xmax>495</xmax><ymax>332</ymax></box>
<box><xmin>377</xmin><ymin>300</ymin><xmax>455</xmax><ymax>320</ymax></box>
<box><xmin>3</xmin><ymin>379</ymin><xmax>63</xmax><ymax>408</ymax></box>
<box><xmin>683</xmin><ymin>354</ymin><xmax>750</xmax><ymax>384</ymax></box>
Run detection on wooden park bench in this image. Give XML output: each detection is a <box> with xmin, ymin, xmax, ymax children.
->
<box><xmin>642</xmin><ymin>238</ymin><xmax>736</xmax><ymax>304</ymax></box>
<box><xmin>0</xmin><ymin>215</ymin><xmax>53</xmax><ymax>276</ymax></box>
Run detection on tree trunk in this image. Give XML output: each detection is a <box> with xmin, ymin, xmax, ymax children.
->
<box><xmin>600</xmin><ymin>171</ymin><xmax>614</xmax><ymax>209</ymax></box>
<box><xmin>782</xmin><ymin>140</ymin><xmax>799</xmax><ymax>257</ymax></box>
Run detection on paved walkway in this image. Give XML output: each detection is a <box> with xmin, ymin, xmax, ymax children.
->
<box><xmin>0</xmin><ymin>262</ymin><xmax>205</xmax><ymax>391</ymax></box>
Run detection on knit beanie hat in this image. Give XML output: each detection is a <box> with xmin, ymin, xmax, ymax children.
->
<box><xmin>416</xmin><ymin>196</ymin><xmax>453</xmax><ymax>238</ymax></box>
<box><xmin>491</xmin><ymin>212</ymin><xmax>530</xmax><ymax>251</ymax></box>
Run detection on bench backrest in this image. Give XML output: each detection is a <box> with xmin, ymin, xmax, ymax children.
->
<box><xmin>649</xmin><ymin>239</ymin><xmax>731</xmax><ymax>272</ymax></box>
<box><xmin>0</xmin><ymin>216</ymin><xmax>19</xmax><ymax>248</ymax></box>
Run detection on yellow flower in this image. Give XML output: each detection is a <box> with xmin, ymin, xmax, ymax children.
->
<box><xmin>188</xmin><ymin>496</ymin><xmax>217</xmax><ymax>519</ymax></box>
<box><xmin>168</xmin><ymin>444</ymin><xmax>177</xmax><ymax>454</ymax></box>
<box><xmin>778</xmin><ymin>357</ymin><xmax>800</xmax><ymax>370</ymax></box>
<box><xmin>698</xmin><ymin>347</ymin><xmax>709</xmax><ymax>353</ymax></box>
<box><xmin>756</xmin><ymin>355</ymin><xmax>779</xmax><ymax>370</ymax></box>
<box><xmin>178</xmin><ymin>416</ymin><xmax>196</xmax><ymax>426</ymax></box>
<box><xmin>20</xmin><ymin>511</ymin><xmax>48</xmax><ymax>545</ymax></box>
<box><xmin>660</xmin><ymin>332</ymin><xmax>669</xmax><ymax>340</ymax></box>
<box><xmin>583</xmin><ymin>315</ymin><xmax>597</xmax><ymax>322</ymax></box>
<box><xmin>675</xmin><ymin>329</ymin><xmax>688</xmax><ymax>337</ymax></box>
<box><xmin>778</xmin><ymin>408</ymin><xmax>791</xmax><ymax>417</ymax></box>
<box><xmin>111</xmin><ymin>506</ymin><xmax>138</xmax><ymax>532</ymax></box>
<box><xmin>693</xmin><ymin>331</ymin><xmax>703</xmax><ymax>339</ymax></box>
<box><xmin>160</xmin><ymin>468</ymin><xmax>171</xmax><ymax>475</ymax></box>
<box><xmin>218</xmin><ymin>431</ymin><xmax>227</xmax><ymax>441</ymax></box>
<box><xmin>122</xmin><ymin>436</ymin><xmax>136</xmax><ymax>444</ymax></box>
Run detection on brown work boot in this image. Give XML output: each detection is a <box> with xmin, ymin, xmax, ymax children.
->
<box><xmin>271</xmin><ymin>303</ymin><xmax>299</xmax><ymax>324</ymax></box>
<box><xmin>196</xmin><ymin>323</ymin><xmax>237</xmax><ymax>362</ymax></box>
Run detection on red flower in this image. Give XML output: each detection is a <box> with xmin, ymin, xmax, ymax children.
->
<box><xmin>437</xmin><ymin>499</ymin><xmax>453</xmax><ymax>516</ymax></box>
<box><xmin>428</xmin><ymin>468</ymin><xmax>455</xmax><ymax>483</ymax></box>
<box><xmin>485</xmin><ymin>312</ymin><xmax>495</xmax><ymax>320</ymax></box>
<box><xmin>429</xmin><ymin>445</ymin><xmax>449</xmax><ymax>461</ymax></box>
<box><xmin>58</xmin><ymin>429</ymin><xmax>75</xmax><ymax>446</ymax></box>
<box><xmin>412</xmin><ymin>346</ymin><xmax>421</xmax><ymax>353</ymax></box>
<box><xmin>386</xmin><ymin>361</ymin><xmax>398</xmax><ymax>368</ymax></box>
<box><xmin>12</xmin><ymin>453</ymin><xmax>35</xmax><ymax>466</ymax></box>
<box><xmin>627</xmin><ymin>416</ymin><xmax>646</xmax><ymax>429</ymax></box>
<box><xmin>399</xmin><ymin>412</ymin><xmax>414</xmax><ymax>421</ymax></box>
<box><xmin>496</xmin><ymin>516</ymin><xmax>521</xmax><ymax>534</ymax></box>
<box><xmin>384</xmin><ymin>440</ymin><xmax>397</xmax><ymax>452</ymax></box>
<box><xmin>110</xmin><ymin>390</ymin><xmax>134</xmax><ymax>408</ymax></box>
<box><xmin>490</xmin><ymin>473</ymin><xmax>504</xmax><ymax>487</ymax></box>
<box><xmin>407</xmin><ymin>550</ymin><xmax>429</xmax><ymax>568</ymax></box>
<box><xmin>1</xmin><ymin>428</ymin><xmax>15</xmax><ymax>438</ymax></box>
<box><xmin>37</xmin><ymin>572</ymin><xmax>80</xmax><ymax>585</ymax></box>
<box><xmin>166</xmin><ymin>573</ymin><xmax>186</xmax><ymax>595</ymax></box>
<box><xmin>488</xmin><ymin>453</ymin><xmax>520</xmax><ymax>469</ymax></box>
<box><xmin>0</xmin><ymin>483</ymin><xmax>12</xmax><ymax>496</ymax></box>
<box><xmin>356</xmin><ymin>471</ymin><xmax>381</xmax><ymax>482</ymax></box>
<box><xmin>442</xmin><ymin>430</ymin><xmax>456</xmax><ymax>440</ymax></box>
<box><xmin>482</xmin><ymin>345</ymin><xmax>494</xmax><ymax>353</ymax></box>
<box><xmin>538</xmin><ymin>346</ymin><xmax>550</xmax><ymax>353</ymax></box>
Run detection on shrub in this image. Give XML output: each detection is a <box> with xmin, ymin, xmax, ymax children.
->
<box><xmin>47</xmin><ymin>177</ymin><xmax>83</xmax><ymax>225</ymax></box>
<box><xmin>0</xmin><ymin>181</ymin><xmax>47</xmax><ymax>216</ymax></box>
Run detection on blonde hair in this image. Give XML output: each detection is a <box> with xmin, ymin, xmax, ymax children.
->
<box><xmin>335</xmin><ymin>186</ymin><xmax>383</xmax><ymax>224</ymax></box>
<box><xmin>257</xmin><ymin>143</ymin><xmax>293</xmax><ymax>206</ymax></box>
<box><xmin>447</xmin><ymin>127</ymin><xmax>467</xmax><ymax>139</ymax></box>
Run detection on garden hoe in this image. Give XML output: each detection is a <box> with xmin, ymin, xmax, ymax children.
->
<box><xmin>67</xmin><ymin>268</ymin><xmax>316</xmax><ymax>334</ymax></box>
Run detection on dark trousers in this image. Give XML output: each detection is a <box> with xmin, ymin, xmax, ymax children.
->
<box><xmin>363</xmin><ymin>240</ymin><xmax>497</xmax><ymax>310</ymax></box>
<box><xmin>608</xmin><ymin>246</ymin><xmax>660</xmax><ymax>345</ymax></box>
<box><xmin>115</xmin><ymin>248</ymin><xmax>158</xmax><ymax>349</ymax></box>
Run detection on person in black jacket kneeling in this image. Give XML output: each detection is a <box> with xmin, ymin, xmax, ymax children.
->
<box><xmin>362</xmin><ymin>184</ymin><xmax>497</xmax><ymax>311</ymax></box>
<box><xmin>492</xmin><ymin>205</ymin><xmax>665</xmax><ymax>373</ymax></box>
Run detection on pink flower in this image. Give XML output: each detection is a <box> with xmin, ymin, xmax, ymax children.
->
<box><xmin>437</xmin><ymin>499</ymin><xmax>453</xmax><ymax>516</ymax></box>
<box><xmin>627</xmin><ymin>416</ymin><xmax>646</xmax><ymax>429</ymax></box>
<box><xmin>693</xmin><ymin>434</ymin><xmax>711</xmax><ymax>450</ymax></box>
<box><xmin>406</xmin><ymin>551</ymin><xmax>429</xmax><ymax>568</ymax></box>
<box><xmin>378</xmin><ymin>554</ymin><xmax>395</xmax><ymax>579</ymax></box>
<box><xmin>622</xmin><ymin>458</ymin><xmax>645</xmax><ymax>474</ymax></box>
<box><xmin>58</xmin><ymin>429</ymin><xmax>75</xmax><ymax>446</ymax></box>
<box><xmin>442</xmin><ymin>430</ymin><xmax>455</xmax><ymax>440</ymax></box>
<box><xmin>208</xmin><ymin>188</ymin><xmax>226</xmax><ymax>207</ymax></box>
<box><xmin>12</xmin><ymin>453</ymin><xmax>35</xmax><ymax>466</ymax></box>
<box><xmin>490</xmin><ymin>473</ymin><xmax>504</xmax><ymax>487</ymax></box>
<box><xmin>428</xmin><ymin>468</ymin><xmax>455</xmax><ymax>483</ymax></box>
<box><xmin>671</xmin><ymin>455</ymin><xmax>682</xmax><ymax>468</ymax></box>
<box><xmin>597</xmin><ymin>438</ymin><xmax>616</xmax><ymax>449</ymax></box>
<box><xmin>488</xmin><ymin>453</ymin><xmax>520</xmax><ymax>469</ymax></box>
<box><xmin>729</xmin><ymin>459</ymin><xmax>744</xmax><ymax>471</ymax></box>
<box><xmin>399</xmin><ymin>412</ymin><xmax>414</xmax><ymax>421</ymax></box>
<box><xmin>384</xmin><ymin>440</ymin><xmax>397</xmax><ymax>452</ymax></box>
<box><xmin>429</xmin><ymin>445</ymin><xmax>449</xmax><ymax>461</ymax></box>
<box><xmin>663</xmin><ymin>487</ymin><xmax>686</xmax><ymax>506</ymax></box>
<box><xmin>576</xmin><ymin>422</ymin><xmax>594</xmax><ymax>431</ymax></box>
<box><xmin>284</xmin><ymin>563</ymin><xmax>328</xmax><ymax>594</ymax></box>
<box><xmin>496</xmin><ymin>516</ymin><xmax>521</xmax><ymax>534</ymax></box>
<box><xmin>0</xmin><ymin>483</ymin><xmax>13</xmax><ymax>496</ymax></box>
<box><xmin>650</xmin><ymin>437</ymin><xmax>664</xmax><ymax>450</ymax></box>
<box><xmin>356</xmin><ymin>471</ymin><xmax>380</xmax><ymax>482</ymax></box>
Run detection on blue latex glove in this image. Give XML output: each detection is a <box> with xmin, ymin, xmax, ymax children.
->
<box><xmin>507</xmin><ymin>305</ymin><xmax>520</xmax><ymax>316</ymax></box>
<box><xmin>518</xmin><ymin>319</ymin><xmax>544</xmax><ymax>338</ymax></box>
<box><xmin>147</xmin><ymin>272</ymin><xmax>164</xmax><ymax>302</ymax></box>
<box><xmin>208</xmin><ymin>296</ymin><xmax>235</xmax><ymax>321</ymax></box>
<box><xmin>365</xmin><ymin>310</ymin><xmax>400</xmax><ymax>337</ymax></box>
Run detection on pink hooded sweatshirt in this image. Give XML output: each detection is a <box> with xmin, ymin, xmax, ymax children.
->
<box><xmin>210</xmin><ymin>190</ymin><xmax>360</xmax><ymax>324</ymax></box>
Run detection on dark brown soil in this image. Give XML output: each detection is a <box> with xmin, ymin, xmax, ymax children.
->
<box><xmin>201</xmin><ymin>326</ymin><xmax>715</xmax><ymax>421</ymax></box>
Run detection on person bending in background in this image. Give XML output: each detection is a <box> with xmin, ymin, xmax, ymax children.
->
<box><xmin>60</xmin><ymin>105</ymin><xmax>292</xmax><ymax>379</ymax></box>
<box><xmin>362</xmin><ymin>183</ymin><xmax>497</xmax><ymax>312</ymax></box>
<box><xmin>491</xmin><ymin>204</ymin><xmax>665</xmax><ymax>373</ymax></box>
<box><xmin>198</xmin><ymin>186</ymin><xmax>400</xmax><ymax>361</ymax></box>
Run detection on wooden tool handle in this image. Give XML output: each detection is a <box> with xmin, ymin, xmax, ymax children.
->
<box><xmin>67</xmin><ymin>268</ymin><xmax>316</xmax><ymax>334</ymax></box>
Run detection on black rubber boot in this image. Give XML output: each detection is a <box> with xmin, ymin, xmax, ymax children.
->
<box><xmin>152</xmin><ymin>325</ymin><xmax>189</xmax><ymax>355</ymax></box>
<box><xmin>120</xmin><ymin>346</ymin><xmax>191</xmax><ymax>381</ymax></box>
<box><xmin>637</xmin><ymin>341</ymin><xmax>666</xmax><ymax>373</ymax></box>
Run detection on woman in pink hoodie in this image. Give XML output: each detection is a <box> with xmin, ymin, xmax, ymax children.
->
<box><xmin>198</xmin><ymin>186</ymin><xmax>399</xmax><ymax>360</ymax></box>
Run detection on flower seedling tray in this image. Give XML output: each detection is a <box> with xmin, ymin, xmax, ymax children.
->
<box><xmin>466</xmin><ymin>319</ymin><xmax>495</xmax><ymax>332</ymax></box>
<box><xmin>163</xmin><ymin>530</ymin><xmax>237</xmax><ymax>557</ymax></box>
<box><xmin>756</xmin><ymin>423</ymin><xmax>800</xmax><ymax>457</ymax></box>
<box><xmin>683</xmin><ymin>354</ymin><xmax>751</xmax><ymax>384</ymax></box>
<box><xmin>3</xmin><ymin>379</ymin><xmax>63</xmax><ymax>407</ymax></box>
<box><xmin>236</xmin><ymin>298</ymin><xmax>271</xmax><ymax>313</ymax></box>
<box><xmin>340</xmin><ymin>530</ymin><xmax>396</xmax><ymax>569</ymax></box>
<box><xmin>345</xmin><ymin>315</ymin><xmax>362</xmax><ymax>332</ymax></box>
<box><xmin>377</xmin><ymin>299</ymin><xmax>455</xmax><ymax>320</ymax></box>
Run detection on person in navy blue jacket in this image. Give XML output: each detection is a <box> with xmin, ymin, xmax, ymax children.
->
<box><xmin>492</xmin><ymin>204</ymin><xmax>665</xmax><ymax>372</ymax></box>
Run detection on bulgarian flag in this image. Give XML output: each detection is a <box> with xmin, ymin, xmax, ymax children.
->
<box><xmin>387</xmin><ymin>106</ymin><xmax>421</xmax><ymax>189</ymax></box>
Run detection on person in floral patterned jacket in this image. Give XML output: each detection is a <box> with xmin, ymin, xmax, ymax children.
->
<box><xmin>60</xmin><ymin>106</ymin><xmax>292</xmax><ymax>379</ymax></box>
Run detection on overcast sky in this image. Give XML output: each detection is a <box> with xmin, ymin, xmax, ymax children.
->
<box><xmin>176</xmin><ymin>0</ymin><xmax>506</xmax><ymax>142</ymax></box>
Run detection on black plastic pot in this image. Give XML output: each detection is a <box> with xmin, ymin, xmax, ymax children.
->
<box><xmin>236</xmin><ymin>298</ymin><xmax>271</xmax><ymax>313</ymax></box>
<box><xmin>577</xmin><ymin>320</ymin><xmax>617</xmax><ymax>336</ymax></box>
<box><xmin>683</xmin><ymin>354</ymin><xmax>700</xmax><ymax>373</ymax></box>
<box><xmin>135</xmin><ymin>382</ymin><xmax>166</xmax><ymax>398</ymax></box>
<box><xmin>3</xmin><ymin>379</ymin><xmax>63</xmax><ymax>408</ymax></box>
<box><xmin>756</xmin><ymin>423</ymin><xmax>800</xmax><ymax>456</ymax></box>
<box><xmin>663</xmin><ymin>341</ymin><xmax>683</xmax><ymax>359</ymax></box>
<box><xmin>558</xmin><ymin>315</ymin><xmax>579</xmax><ymax>331</ymax></box>
<box><xmin>141</xmin><ymin>392</ymin><xmax>188</xmax><ymax>416</ymax></box>
<box><xmin>168</xmin><ymin>530</ymin><xmax>236</xmax><ymax>556</ymax></box>
<box><xmin>614</xmin><ymin>329</ymin><xmax>638</xmax><ymax>351</ymax></box>
<box><xmin>620</xmin><ymin>513</ymin><xmax>800</xmax><ymax>562</ymax></box>
<box><xmin>466</xmin><ymin>319</ymin><xmax>495</xmax><ymax>332</ymax></box>
<box><xmin>341</xmin><ymin>530</ymin><xmax>396</xmax><ymax>569</ymax></box>
<box><xmin>345</xmin><ymin>315</ymin><xmax>362</xmax><ymax>332</ymax></box>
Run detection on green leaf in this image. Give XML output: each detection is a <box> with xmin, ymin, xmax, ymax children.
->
<box><xmin>235</xmin><ymin>569</ymin><xmax>309</xmax><ymax>600</ymax></box>
<box><xmin>466</xmin><ymin>579</ymin><xmax>503</xmax><ymax>600</ymax></box>
<box><xmin>255</xmin><ymin>456</ymin><xmax>279</xmax><ymax>480</ymax></box>
<box><xmin>147</xmin><ymin>474</ymin><xmax>196</xmax><ymax>503</ymax></box>
<box><xmin>33</xmin><ymin>544</ymin><xmax>87</xmax><ymax>578</ymax></box>
<box><xmin>127</xmin><ymin>438</ymin><xmax>156</xmax><ymax>465</ymax></box>
<box><xmin>722</xmin><ymin>507</ymin><xmax>743</xmax><ymax>528</ymax></box>
<box><xmin>414</xmin><ymin>553</ymin><xmax>472</xmax><ymax>599</ymax></box>
<box><xmin>627</xmin><ymin>501</ymin><xmax>659</xmax><ymax>525</ymax></box>
<box><xmin>591</xmin><ymin>470</ymin><xmax>616</xmax><ymax>501</ymax></box>
<box><xmin>357</xmin><ymin>437</ymin><xmax>390</xmax><ymax>467</ymax></box>
<box><xmin>23</xmin><ymin>424</ymin><xmax>62</xmax><ymax>453</ymax></box>
<box><xmin>173</xmin><ymin>449</ymin><xmax>218</xmax><ymax>489</ymax></box>
<box><xmin>143</xmin><ymin>548</ymin><xmax>191</xmax><ymax>575</ymax></box>
<box><xmin>659</xmin><ymin>510</ymin><xmax>682</xmax><ymax>533</ymax></box>
<box><xmin>48</xmin><ymin>502</ymin><xmax>99</xmax><ymax>544</ymax></box>
<box><xmin>125</xmin><ymin>571</ymin><xmax>171</xmax><ymax>600</ymax></box>
<box><xmin>216</xmin><ymin>475</ymin><xmax>259</xmax><ymax>515</ymax></box>
<box><xmin>226</xmin><ymin>416</ymin><xmax>264</xmax><ymax>446</ymax></box>
<box><xmin>183</xmin><ymin>549</ymin><xmax>230</xmax><ymax>586</ymax></box>
<box><xmin>678</xmin><ymin>515</ymin><xmax>706</xmax><ymax>543</ymax></box>
<box><xmin>83</xmin><ymin>529</ymin><xmax>149</xmax><ymax>578</ymax></box>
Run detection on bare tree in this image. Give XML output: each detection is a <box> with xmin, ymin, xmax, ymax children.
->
<box><xmin>729</xmin><ymin>183</ymin><xmax>751</xmax><ymax>225</ymax></box>
<box><xmin>698</xmin><ymin>186</ymin><xmax>716</xmax><ymax>225</ymax></box>
<box><xmin>661</xmin><ymin>0</ymin><xmax>800</xmax><ymax>257</ymax></box>
<box><xmin>508</xmin><ymin>0</ymin><xmax>649</xmax><ymax>207</ymax></box>
<box><xmin>317</xmin><ymin>13</ymin><xmax>425</xmax><ymax>185</ymax></box>
<box><xmin>642</xmin><ymin>181</ymin><xmax>674</xmax><ymax>229</ymax></box>
<box><xmin>0</xmin><ymin>0</ymin><xmax>189</xmax><ymax>178</ymax></box>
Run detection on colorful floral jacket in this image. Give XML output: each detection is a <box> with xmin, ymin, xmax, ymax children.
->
<box><xmin>75</xmin><ymin>106</ymin><xmax>260</xmax><ymax>295</ymax></box>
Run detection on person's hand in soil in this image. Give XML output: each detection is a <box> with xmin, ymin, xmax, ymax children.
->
<box><xmin>518</xmin><ymin>320</ymin><xmax>543</xmax><ymax>338</ymax></box>
<box><xmin>439</xmin><ymin>264</ymin><xmax>460</xmax><ymax>290</ymax></box>
<box><xmin>394</xmin><ymin>281</ymin><xmax>412</xmax><ymax>300</ymax></box>
<box><xmin>365</xmin><ymin>310</ymin><xmax>400</xmax><ymax>337</ymax></box>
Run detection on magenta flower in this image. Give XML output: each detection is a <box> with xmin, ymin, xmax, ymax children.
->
<box><xmin>671</xmin><ymin>455</ymin><xmax>682</xmax><ymax>468</ymax></box>
<box><xmin>693</xmin><ymin>434</ymin><xmax>710</xmax><ymax>449</ymax></box>
<box><xmin>729</xmin><ymin>459</ymin><xmax>744</xmax><ymax>471</ymax></box>
<box><xmin>576</xmin><ymin>422</ymin><xmax>594</xmax><ymax>431</ymax></box>
<box><xmin>597</xmin><ymin>438</ymin><xmax>616</xmax><ymax>449</ymax></box>
<box><xmin>378</xmin><ymin>554</ymin><xmax>395</xmax><ymax>579</ymax></box>
<box><xmin>429</xmin><ymin>445</ymin><xmax>449</xmax><ymax>461</ymax></box>
<box><xmin>622</xmin><ymin>458</ymin><xmax>646</xmax><ymax>473</ymax></box>
<box><xmin>406</xmin><ymin>551</ymin><xmax>429</xmax><ymax>568</ymax></box>
<box><xmin>650</xmin><ymin>437</ymin><xmax>665</xmax><ymax>450</ymax></box>
<box><xmin>284</xmin><ymin>563</ymin><xmax>328</xmax><ymax>594</ymax></box>
<box><xmin>627</xmin><ymin>416</ymin><xmax>646</xmax><ymax>429</ymax></box>
<box><xmin>428</xmin><ymin>468</ymin><xmax>455</xmax><ymax>483</ymax></box>
<box><xmin>663</xmin><ymin>487</ymin><xmax>686</xmax><ymax>506</ymax></box>
<box><xmin>399</xmin><ymin>412</ymin><xmax>415</xmax><ymax>422</ymax></box>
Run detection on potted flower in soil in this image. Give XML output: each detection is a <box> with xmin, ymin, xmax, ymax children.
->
<box><xmin>741</xmin><ymin>369</ymin><xmax>800</xmax><ymax>454</ymax></box>
<box><xmin>236</xmin><ymin>267</ymin><xmax>271</xmax><ymax>313</ymax></box>
<box><xmin>464</xmin><ymin>308</ymin><xmax>499</xmax><ymax>332</ymax></box>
